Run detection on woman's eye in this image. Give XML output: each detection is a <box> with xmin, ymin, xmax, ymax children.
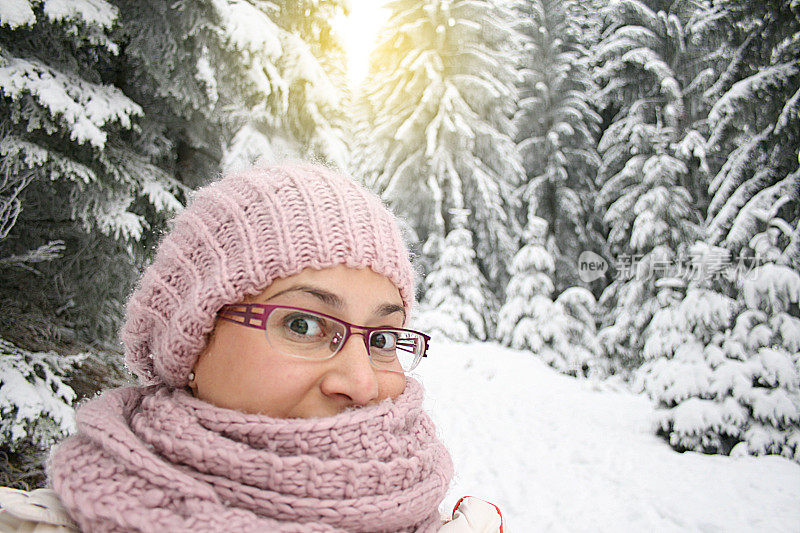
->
<box><xmin>285</xmin><ymin>315</ymin><xmax>324</xmax><ymax>337</ymax></box>
<box><xmin>371</xmin><ymin>331</ymin><xmax>397</xmax><ymax>350</ymax></box>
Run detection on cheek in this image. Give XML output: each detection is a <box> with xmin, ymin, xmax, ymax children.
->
<box><xmin>198</xmin><ymin>329</ymin><xmax>301</xmax><ymax>394</ymax></box>
<box><xmin>378</xmin><ymin>372</ymin><xmax>406</xmax><ymax>401</ymax></box>
<box><xmin>201</xmin><ymin>349</ymin><xmax>324</xmax><ymax>416</ymax></box>
<box><xmin>236</xmin><ymin>345</ymin><xmax>321</xmax><ymax>395</ymax></box>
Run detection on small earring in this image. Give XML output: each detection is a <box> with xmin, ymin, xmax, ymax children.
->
<box><xmin>188</xmin><ymin>371</ymin><xmax>195</xmax><ymax>382</ymax></box>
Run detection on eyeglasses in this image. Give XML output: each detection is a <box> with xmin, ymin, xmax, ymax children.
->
<box><xmin>217</xmin><ymin>304</ymin><xmax>429</xmax><ymax>373</ymax></box>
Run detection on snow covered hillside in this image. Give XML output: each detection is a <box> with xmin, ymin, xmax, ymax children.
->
<box><xmin>418</xmin><ymin>340</ymin><xmax>800</xmax><ymax>532</ymax></box>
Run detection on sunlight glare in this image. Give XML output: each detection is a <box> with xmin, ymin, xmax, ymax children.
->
<box><xmin>335</xmin><ymin>0</ymin><xmax>390</xmax><ymax>89</ymax></box>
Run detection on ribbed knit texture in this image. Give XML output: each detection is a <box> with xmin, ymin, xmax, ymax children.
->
<box><xmin>120</xmin><ymin>163</ymin><xmax>416</xmax><ymax>386</ymax></box>
<box><xmin>47</xmin><ymin>378</ymin><xmax>453</xmax><ymax>533</ymax></box>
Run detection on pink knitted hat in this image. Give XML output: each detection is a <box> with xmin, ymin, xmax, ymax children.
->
<box><xmin>120</xmin><ymin>163</ymin><xmax>416</xmax><ymax>386</ymax></box>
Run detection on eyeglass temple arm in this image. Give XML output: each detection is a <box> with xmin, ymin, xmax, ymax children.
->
<box><xmin>217</xmin><ymin>305</ymin><xmax>268</xmax><ymax>328</ymax></box>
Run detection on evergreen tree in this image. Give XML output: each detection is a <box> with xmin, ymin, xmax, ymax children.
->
<box><xmin>498</xmin><ymin>217</ymin><xmax>600</xmax><ymax>376</ymax></box>
<box><xmin>703</xmin><ymin>0</ymin><xmax>800</xmax><ymax>258</ymax></box>
<box><xmin>595</xmin><ymin>151</ymin><xmax>702</xmax><ymax>373</ymax></box>
<box><xmin>640</xmin><ymin>203</ymin><xmax>800</xmax><ymax>463</ymax></box>
<box><xmin>636</xmin><ymin>242</ymin><xmax>739</xmax><ymax>453</ymax></box>
<box><xmin>513</xmin><ymin>0</ymin><xmax>602</xmax><ymax>292</ymax></box>
<box><xmin>358</xmin><ymin>0</ymin><xmax>524</xmax><ymax>293</ymax></box>
<box><xmin>218</xmin><ymin>0</ymin><xmax>349</xmax><ymax>170</ymax></box>
<box><xmin>0</xmin><ymin>0</ymin><xmax>188</xmax><ymax>353</ymax></box>
<box><xmin>415</xmin><ymin>210</ymin><xmax>491</xmax><ymax>341</ymax></box>
<box><xmin>0</xmin><ymin>0</ymin><xmax>168</xmax><ymax>488</ymax></box>
<box><xmin>592</xmin><ymin>0</ymin><xmax>711</xmax><ymax>373</ymax></box>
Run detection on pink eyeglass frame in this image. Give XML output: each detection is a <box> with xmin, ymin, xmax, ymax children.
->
<box><xmin>217</xmin><ymin>303</ymin><xmax>430</xmax><ymax>371</ymax></box>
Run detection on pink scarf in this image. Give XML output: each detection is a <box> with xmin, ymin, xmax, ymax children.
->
<box><xmin>47</xmin><ymin>378</ymin><xmax>453</xmax><ymax>532</ymax></box>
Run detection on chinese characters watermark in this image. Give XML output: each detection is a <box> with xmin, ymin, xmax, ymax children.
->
<box><xmin>578</xmin><ymin>250</ymin><xmax>768</xmax><ymax>283</ymax></box>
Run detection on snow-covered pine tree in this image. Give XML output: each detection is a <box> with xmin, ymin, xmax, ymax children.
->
<box><xmin>703</xmin><ymin>1</ymin><xmax>800</xmax><ymax>258</ymax></box>
<box><xmin>278</xmin><ymin>0</ymin><xmax>349</xmax><ymax>167</ymax></box>
<box><xmin>0</xmin><ymin>0</ymin><xmax>189</xmax><ymax>351</ymax></box>
<box><xmin>498</xmin><ymin>216</ymin><xmax>600</xmax><ymax>376</ymax></box>
<box><xmin>640</xmin><ymin>201</ymin><xmax>800</xmax><ymax>463</ymax></box>
<box><xmin>512</xmin><ymin>0</ymin><xmax>602</xmax><ymax>292</ymax></box>
<box><xmin>595</xmin><ymin>150</ymin><xmax>702</xmax><ymax>373</ymax></box>
<box><xmin>415</xmin><ymin>210</ymin><xmax>492</xmax><ymax>342</ymax></box>
<box><xmin>358</xmin><ymin>0</ymin><xmax>524</xmax><ymax>296</ymax></box>
<box><xmin>727</xmin><ymin>205</ymin><xmax>800</xmax><ymax>461</ymax></box>
<box><xmin>0</xmin><ymin>0</ymin><xmax>165</xmax><ymax>488</ymax></box>
<box><xmin>221</xmin><ymin>0</ymin><xmax>349</xmax><ymax>171</ymax></box>
<box><xmin>637</xmin><ymin>242</ymin><xmax>740</xmax><ymax>454</ymax></box>
<box><xmin>592</xmin><ymin>0</ymin><xmax>712</xmax><ymax>374</ymax></box>
<box><xmin>594</xmin><ymin>0</ymin><xmax>721</xmax><ymax>205</ymax></box>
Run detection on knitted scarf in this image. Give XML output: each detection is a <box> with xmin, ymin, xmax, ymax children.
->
<box><xmin>47</xmin><ymin>378</ymin><xmax>453</xmax><ymax>533</ymax></box>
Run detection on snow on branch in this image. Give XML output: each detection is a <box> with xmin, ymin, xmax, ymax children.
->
<box><xmin>603</xmin><ymin>0</ymin><xmax>661</xmax><ymax>33</ymax></box>
<box><xmin>0</xmin><ymin>338</ymin><xmax>86</xmax><ymax>450</ymax></box>
<box><xmin>89</xmin><ymin>194</ymin><xmax>146</xmax><ymax>241</ymax></box>
<box><xmin>610</xmin><ymin>25</ymin><xmax>662</xmax><ymax>51</ymax></box>
<box><xmin>618</xmin><ymin>48</ymin><xmax>680</xmax><ymax>101</ymax></box>
<box><xmin>2</xmin><ymin>0</ymin><xmax>119</xmax><ymax>54</ymax></box>
<box><xmin>0</xmin><ymin>240</ymin><xmax>65</xmax><ymax>270</ymax></box>
<box><xmin>722</xmin><ymin>171</ymin><xmax>800</xmax><ymax>248</ymax></box>
<box><xmin>1</xmin><ymin>134</ymin><xmax>98</xmax><ymax>184</ymax></box>
<box><xmin>43</xmin><ymin>0</ymin><xmax>117</xmax><ymax>30</ymax></box>
<box><xmin>0</xmin><ymin>56</ymin><xmax>142</xmax><ymax>148</ymax></box>
<box><xmin>774</xmin><ymin>85</ymin><xmax>800</xmax><ymax>137</ymax></box>
<box><xmin>0</xmin><ymin>0</ymin><xmax>35</xmax><ymax>29</ymax></box>
<box><xmin>708</xmin><ymin>61</ymin><xmax>800</xmax><ymax>135</ymax></box>
<box><xmin>742</xmin><ymin>263</ymin><xmax>800</xmax><ymax>315</ymax></box>
<box><xmin>218</xmin><ymin>0</ymin><xmax>282</xmax><ymax>57</ymax></box>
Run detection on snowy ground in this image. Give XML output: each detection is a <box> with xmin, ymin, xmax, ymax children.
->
<box><xmin>416</xmin><ymin>340</ymin><xmax>800</xmax><ymax>532</ymax></box>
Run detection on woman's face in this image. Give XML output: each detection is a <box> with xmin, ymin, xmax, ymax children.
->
<box><xmin>190</xmin><ymin>265</ymin><xmax>407</xmax><ymax>418</ymax></box>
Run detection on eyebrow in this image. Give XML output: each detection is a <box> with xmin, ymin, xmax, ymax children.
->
<box><xmin>265</xmin><ymin>285</ymin><xmax>406</xmax><ymax>320</ymax></box>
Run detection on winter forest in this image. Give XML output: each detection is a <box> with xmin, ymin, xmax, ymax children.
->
<box><xmin>0</xmin><ymin>0</ymin><xmax>799</xmax><ymax>497</ymax></box>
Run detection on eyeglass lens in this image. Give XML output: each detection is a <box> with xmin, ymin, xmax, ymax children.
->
<box><xmin>264</xmin><ymin>308</ymin><xmax>424</xmax><ymax>372</ymax></box>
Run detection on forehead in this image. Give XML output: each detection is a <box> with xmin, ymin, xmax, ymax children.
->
<box><xmin>251</xmin><ymin>265</ymin><xmax>403</xmax><ymax>305</ymax></box>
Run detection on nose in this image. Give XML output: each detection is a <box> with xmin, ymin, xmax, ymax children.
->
<box><xmin>319</xmin><ymin>331</ymin><xmax>379</xmax><ymax>407</ymax></box>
